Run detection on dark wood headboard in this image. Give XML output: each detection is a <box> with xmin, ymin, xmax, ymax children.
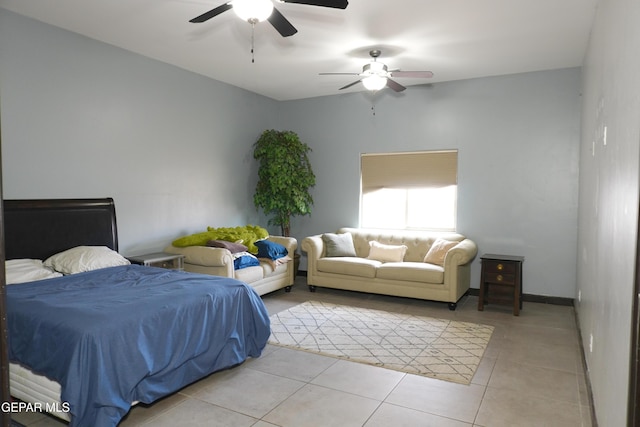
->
<box><xmin>3</xmin><ymin>198</ymin><xmax>119</xmax><ymax>260</ymax></box>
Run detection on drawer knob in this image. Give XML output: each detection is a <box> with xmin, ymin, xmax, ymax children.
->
<box><xmin>497</xmin><ymin>263</ymin><xmax>504</xmax><ymax>271</ymax></box>
<box><xmin>497</xmin><ymin>274</ymin><xmax>503</xmax><ymax>282</ymax></box>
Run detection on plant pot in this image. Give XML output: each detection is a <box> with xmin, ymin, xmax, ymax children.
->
<box><xmin>294</xmin><ymin>252</ymin><xmax>301</xmax><ymax>277</ymax></box>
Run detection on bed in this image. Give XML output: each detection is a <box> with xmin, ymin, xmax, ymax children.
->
<box><xmin>3</xmin><ymin>198</ymin><xmax>271</xmax><ymax>427</ymax></box>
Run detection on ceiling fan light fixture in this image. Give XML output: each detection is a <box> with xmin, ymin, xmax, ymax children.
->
<box><xmin>368</xmin><ymin>61</ymin><xmax>385</xmax><ymax>73</ymax></box>
<box><xmin>362</xmin><ymin>74</ymin><xmax>387</xmax><ymax>91</ymax></box>
<box><xmin>233</xmin><ymin>0</ymin><xmax>274</xmax><ymax>22</ymax></box>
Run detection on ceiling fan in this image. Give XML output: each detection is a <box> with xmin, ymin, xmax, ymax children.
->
<box><xmin>189</xmin><ymin>0</ymin><xmax>349</xmax><ymax>37</ymax></box>
<box><xmin>321</xmin><ymin>50</ymin><xmax>434</xmax><ymax>92</ymax></box>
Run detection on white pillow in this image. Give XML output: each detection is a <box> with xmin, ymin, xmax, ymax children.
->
<box><xmin>367</xmin><ymin>241</ymin><xmax>408</xmax><ymax>263</ymax></box>
<box><xmin>5</xmin><ymin>259</ymin><xmax>62</xmax><ymax>284</ymax></box>
<box><xmin>44</xmin><ymin>246</ymin><xmax>130</xmax><ymax>275</ymax></box>
<box><xmin>423</xmin><ymin>238</ymin><xmax>458</xmax><ymax>266</ymax></box>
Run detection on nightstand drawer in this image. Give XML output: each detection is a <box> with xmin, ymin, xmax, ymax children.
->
<box><xmin>484</xmin><ymin>272</ymin><xmax>515</xmax><ymax>285</ymax></box>
<box><xmin>483</xmin><ymin>260</ymin><xmax>517</xmax><ymax>274</ymax></box>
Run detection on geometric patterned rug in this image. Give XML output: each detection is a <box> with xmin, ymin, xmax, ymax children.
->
<box><xmin>268</xmin><ymin>301</ymin><xmax>494</xmax><ymax>385</ymax></box>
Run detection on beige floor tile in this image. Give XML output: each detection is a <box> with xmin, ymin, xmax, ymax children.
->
<box><xmin>476</xmin><ymin>386</ymin><xmax>582</xmax><ymax>427</ymax></box>
<box><xmin>577</xmin><ymin>372</ymin><xmax>591</xmax><ymax>406</ymax></box>
<box><xmin>249</xmin><ymin>345</ymin><xmax>338</xmax><ymax>382</ymax></box>
<box><xmin>189</xmin><ymin>368</ymin><xmax>305</xmax><ymax>418</ymax></box>
<box><xmin>581</xmin><ymin>404</ymin><xmax>595</xmax><ymax>427</ymax></box>
<box><xmin>21</xmin><ymin>414</ymin><xmax>67</xmax><ymax>427</ymax></box>
<box><xmin>119</xmin><ymin>391</ymin><xmax>187</xmax><ymax>426</ymax></box>
<box><xmin>516</xmin><ymin>309</ymin><xmax>577</xmax><ymax>330</ymax></box>
<box><xmin>385</xmin><ymin>374</ymin><xmax>485</xmax><ymax>423</ymax></box>
<box><xmin>11</xmin><ymin>411</ymin><xmax>51</xmax><ymax>426</ymax></box>
<box><xmin>497</xmin><ymin>339</ymin><xmax>580</xmax><ymax>373</ymax></box>
<box><xmin>252</xmin><ymin>421</ymin><xmax>281</xmax><ymax>427</ymax></box>
<box><xmin>310</xmin><ymin>359</ymin><xmax>405</xmax><ymax>400</ymax></box>
<box><xmin>471</xmin><ymin>355</ymin><xmax>497</xmax><ymax>386</ymax></box>
<box><xmin>506</xmin><ymin>323</ymin><xmax>579</xmax><ymax>347</ymax></box>
<box><xmin>136</xmin><ymin>398</ymin><xmax>257</xmax><ymax>427</ymax></box>
<box><xmin>364</xmin><ymin>403</ymin><xmax>473</xmax><ymax>427</ymax></box>
<box><xmin>488</xmin><ymin>358</ymin><xmax>579</xmax><ymax>404</ymax></box>
<box><xmin>262</xmin><ymin>383</ymin><xmax>380</xmax><ymax>427</ymax></box>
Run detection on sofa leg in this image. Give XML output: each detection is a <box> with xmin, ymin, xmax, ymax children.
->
<box><xmin>308</xmin><ymin>285</ymin><xmax>316</xmax><ymax>292</ymax></box>
<box><xmin>284</xmin><ymin>286</ymin><xmax>292</xmax><ymax>293</ymax></box>
<box><xmin>448</xmin><ymin>302</ymin><xmax>457</xmax><ymax>311</ymax></box>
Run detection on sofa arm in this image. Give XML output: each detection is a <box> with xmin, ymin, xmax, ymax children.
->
<box><xmin>164</xmin><ymin>245</ymin><xmax>234</xmax><ymax>276</ymax></box>
<box><xmin>444</xmin><ymin>238</ymin><xmax>478</xmax><ymax>267</ymax></box>
<box><xmin>301</xmin><ymin>235</ymin><xmax>324</xmax><ymax>260</ymax></box>
<box><xmin>301</xmin><ymin>235</ymin><xmax>324</xmax><ymax>277</ymax></box>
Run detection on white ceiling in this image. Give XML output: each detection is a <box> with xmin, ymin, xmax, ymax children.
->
<box><xmin>0</xmin><ymin>0</ymin><xmax>597</xmax><ymax>101</ymax></box>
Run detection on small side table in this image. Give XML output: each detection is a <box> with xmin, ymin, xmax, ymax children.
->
<box><xmin>478</xmin><ymin>254</ymin><xmax>524</xmax><ymax>316</ymax></box>
<box><xmin>127</xmin><ymin>252</ymin><xmax>185</xmax><ymax>271</ymax></box>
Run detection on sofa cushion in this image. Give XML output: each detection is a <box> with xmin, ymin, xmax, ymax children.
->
<box><xmin>317</xmin><ymin>257</ymin><xmax>381</xmax><ymax>278</ymax></box>
<box><xmin>322</xmin><ymin>232</ymin><xmax>357</xmax><ymax>257</ymax></box>
<box><xmin>367</xmin><ymin>241</ymin><xmax>408</xmax><ymax>262</ymax></box>
<box><xmin>423</xmin><ymin>238</ymin><xmax>458</xmax><ymax>266</ymax></box>
<box><xmin>376</xmin><ymin>262</ymin><xmax>444</xmax><ymax>284</ymax></box>
<box><xmin>234</xmin><ymin>265</ymin><xmax>264</xmax><ymax>283</ymax></box>
<box><xmin>261</xmin><ymin>260</ymin><xmax>289</xmax><ymax>278</ymax></box>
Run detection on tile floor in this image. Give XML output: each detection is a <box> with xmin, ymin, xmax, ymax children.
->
<box><xmin>13</xmin><ymin>277</ymin><xmax>594</xmax><ymax>426</ymax></box>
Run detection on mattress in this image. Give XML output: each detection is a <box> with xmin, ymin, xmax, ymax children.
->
<box><xmin>10</xmin><ymin>363</ymin><xmax>69</xmax><ymax>421</ymax></box>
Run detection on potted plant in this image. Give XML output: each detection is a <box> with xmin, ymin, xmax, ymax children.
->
<box><xmin>253</xmin><ymin>129</ymin><xmax>316</xmax><ymax>238</ymax></box>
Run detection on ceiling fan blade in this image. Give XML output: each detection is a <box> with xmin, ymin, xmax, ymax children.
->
<box><xmin>386</xmin><ymin>78</ymin><xmax>406</xmax><ymax>92</ymax></box>
<box><xmin>319</xmin><ymin>72</ymin><xmax>360</xmax><ymax>76</ymax></box>
<box><xmin>339</xmin><ymin>80</ymin><xmax>362</xmax><ymax>90</ymax></box>
<box><xmin>282</xmin><ymin>0</ymin><xmax>349</xmax><ymax>9</ymax></box>
<box><xmin>389</xmin><ymin>71</ymin><xmax>434</xmax><ymax>78</ymax></box>
<box><xmin>189</xmin><ymin>2</ymin><xmax>232</xmax><ymax>23</ymax></box>
<box><xmin>268</xmin><ymin>7</ymin><xmax>298</xmax><ymax>37</ymax></box>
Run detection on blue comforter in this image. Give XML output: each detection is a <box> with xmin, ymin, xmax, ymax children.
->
<box><xmin>7</xmin><ymin>265</ymin><xmax>271</xmax><ymax>427</ymax></box>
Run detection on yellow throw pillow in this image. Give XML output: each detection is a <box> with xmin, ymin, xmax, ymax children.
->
<box><xmin>367</xmin><ymin>241</ymin><xmax>408</xmax><ymax>262</ymax></box>
<box><xmin>424</xmin><ymin>238</ymin><xmax>458</xmax><ymax>266</ymax></box>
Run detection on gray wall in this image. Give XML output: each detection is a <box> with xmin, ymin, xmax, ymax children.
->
<box><xmin>0</xmin><ymin>9</ymin><xmax>582</xmax><ymax>299</ymax></box>
<box><xmin>0</xmin><ymin>9</ymin><xmax>279</xmax><ymax>255</ymax></box>
<box><xmin>280</xmin><ymin>69</ymin><xmax>582</xmax><ymax>298</ymax></box>
<box><xmin>576</xmin><ymin>0</ymin><xmax>640</xmax><ymax>425</ymax></box>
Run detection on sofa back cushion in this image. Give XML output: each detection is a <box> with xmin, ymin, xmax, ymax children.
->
<box><xmin>338</xmin><ymin>228</ymin><xmax>466</xmax><ymax>263</ymax></box>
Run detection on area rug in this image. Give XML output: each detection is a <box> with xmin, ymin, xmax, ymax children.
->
<box><xmin>268</xmin><ymin>301</ymin><xmax>494</xmax><ymax>384</ymax></box>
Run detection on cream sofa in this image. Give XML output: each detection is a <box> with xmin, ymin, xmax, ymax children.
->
<box><xmin>164</xmin><ymin>236</ymin><xmax>297</xmax><ymax>296</ymax></box>
<box><xmin>302</xmin><ymin>228</ymin><xmax>477</xmax><ymax>309</ymax></box>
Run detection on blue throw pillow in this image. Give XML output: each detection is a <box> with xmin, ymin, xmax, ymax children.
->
<box><xmin>255</xmin><ymin>240</ymin><xmax>288</xmax><ymax>260</ymax></box>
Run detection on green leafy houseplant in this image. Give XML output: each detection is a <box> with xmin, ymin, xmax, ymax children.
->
<box><xmin>253</xmin><ymin>129</ymin><xmax>316</xmax><ymax>237</ymax></box>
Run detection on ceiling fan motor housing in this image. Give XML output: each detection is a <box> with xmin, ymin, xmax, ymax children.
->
<box><xmin>363</xmin><ymin>61</ymin><xmax>388</xmax><ymax>77</ymax></box>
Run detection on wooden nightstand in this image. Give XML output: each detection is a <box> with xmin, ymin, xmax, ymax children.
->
<box><xmin>478</xmin><ymin>254</ymin><xmax>524</xmax><ymax>316</ymax></box>
<box><xmin>127</xmin><ymin>252</ymin><xmax>185</xmax><ymax>271</ymax></box>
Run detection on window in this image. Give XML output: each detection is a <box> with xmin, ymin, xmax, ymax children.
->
<box><xmin>360</xmin><ymin>150</ymin><xmax>458</xmax><ymax>231</ymax></box>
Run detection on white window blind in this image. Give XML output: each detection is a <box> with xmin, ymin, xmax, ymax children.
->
<box><xmin>360</xmin><ymin>150</ymin><xmax>458</xmax><ymax>194</ymax></box>
<box><xmin>360</xmin><ymin>150</ymin><xmax>458</xmax><ymax>230</ymax></box>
